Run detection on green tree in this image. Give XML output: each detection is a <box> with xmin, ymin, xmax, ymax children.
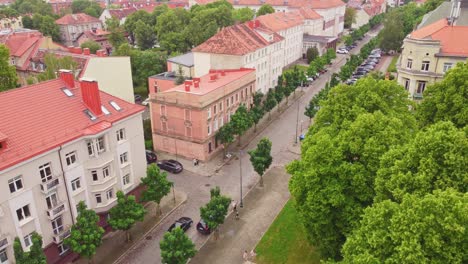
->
<box><xmin>250</xmin><ymin>105</ymin><xmax>264</xmax><ymax>132</ymax></box>
<box><xmin>22</xmin><ymin>15</ymin><xmax>33</xmax><ymax>28</ymax></box>
<box><xmin>13</xmin><ymin>232</ymin><xmax>46</xmax><ymax>264</ymax></box>
<box><xmin>326</xmin><ymin>48</ymin><xmax>336</xmax><ymax>62</ymax></box>
<box><xmin>124</xmin><ymin>10</ymin><xmax>156</xmax><ymax>43</ymax></box>
<box><xmin>134</xmin><ymin>20</ymin><xmax>155</xmax><ymax>50</ymax></box>
<box><xmin>71</xmin><ymin>0</ymin><xmax>102</xmax><ymax>18</ymax></box>
<box><xmin>37</xmin><ymin>53</ymin><xmax>77</xmax><ymax>82</ymax></box>
<box><xmin>304</xmin><ymin>95</ymin><xmax>320</xmax><ymax>121</ymax></box>
<box><xmin>378</xmin><ymin>11</ymin><xmax>405</xmax><ymax>52</ymax></box>
<box><xmin>0</xmin><ymin>44</ymin><xmax>18</xmax><ymax>91</ymax></box>
<box><xmin>13</xmin><ymin>238</ymin><xmax>27</xmax><ymax>264</ymax></box>
<box><xmin>230</xmin><ymin>104</ymin><xmax>253</xmax><ymax>146</ymax></box>
<box><xmin>106</xmin><ymin>16</ymin><xmax>126</xmax><ymax>49</ymax></box>
<box><xmin>341</xmin><ymin>189</ymin><xmax>468</xmax><ymax>264</ymax></box>
<box><xmin>200</xmin><ymin>186</ymin><xmax>231</xmax><ymax>239</ymax></box>
<box><xmin>375</xmin><ymin>121</ymin><xmax>468</xmax><ymax>203</ymax></box>
<box><xmin>108</xmin><ymin>191</ymin><xmax>146</xmax><ymax>242</ymax></box>
<box><xmin>65</xmin><ymin>201</ymin><xmax>104</xmax><ymax>263</ymax></box>
<box><xmin>80</xmin><ymin>40</ymin><xmax>101</xmax><ymax>54</ymax></box>
<box><xmin>160</xmin><ymin>227</ymin><xmax>196</xmax><ymax>264</ymax></box>
<box><xmin>263</xmin><ymin>90</ymin><xmax>277</xmax><ymax>119</ymax></box>
<box><xmin>256</xmin><ymin>4</ymin><xmax>274</xmax><ymax>16</ymax></box>
<box><xmin>344</xmin><ymin>35</ymin><xmax>354</xmax><ymax>46</ymax></box>
<box><xmin>216</xmin><ymin>123</ymin><xmax>234</xmax><ymax>156</ymax></box>
<box><xmin>233</xmin><ymin>7</ymin><xmax>254</xmax><ymax>23</ymax></box>
<box><xmin>306</xmin><ymin>47</ymin><xmax>319</xmax><ymax>64</ymax></box>
<box><xmin>141</xmin><ymin>164</ymin><xmax>173</xmax><ymax>215</ymax></box>
<box><xmin>416</xmin><ymin>61</ymin><xmax>468</xmax><ymax>129</ymax></box>
<box><xmin>248</xmin><ymin>137</ymin><xmax>272</xmax><ymax>187</ymax></box>
<box><xmin>344</xmin><ymin>7</ymin><xmax>356</xmax><ymax>28</ymax></box>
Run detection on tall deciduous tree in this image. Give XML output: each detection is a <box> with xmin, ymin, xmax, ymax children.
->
<box><xmin>200</xmin><ymin>186</ymin><xmax>230</xmax><ymax>240</ymax></box>
<box><xmin>65</xmin><ymin>201</ymin><xmax>104</xmax><ymax>264</ymax></box>
<box><xmin>250</xmin><ymin>106</ymin><xmax>264</xmax><ymax>132</ymax></box>
<box><xmin>13</xmin><ymin>232</ymin><xmax>46</xmax><ymax>264</ymax></box>
<box><xmin>341</xmin><ymin>189</ymin><xmax>468</xmax><ymax>264</ymax></box>
<box><xmin>0</xmin><ymin>44</ymin><xmax>18</xmax><ymax>91</ymax></box>
<box><xmin>141</xmin><ymin>164</ymin><xmax>172</xmax><ymax>215</ymax></box>
<box><xmin>264</xmin><ymin>90</ymin><xmax>277</xmax><ymax>120</ymax></box>
<box><xmin>80</xmin><ymin>40</ymin><xmax>101</xmax><ymax>54</ymax></box>
<box><xmin>160</xmin><ymin>227</ymin><xmax>196</xmax><ymax>264</ymax></box>
<box><xmin>233</xmin><ymin>7</ymin><xmax>254</xmax><ymax>23</ymax></box>
<box><xmin>134</xmin><ymin>20</ymin><xmax>156</xmax><ymax>50</ymax></box>
<box><xmin>36</xmin><ymin>53</ymin><xmax>77</xmax><ymax>82</ymax></box>
<box><xmin>306</xmin><ymin>47</ymin><xmax>319</xmax><ymax>64</ymax></box>
<box><xmin>248</xmin><ymin>138</ymin><xmax>272</xmax><ymax>187</ymax></box>
<box><xmin>106</xmin><ymin>17</ymin><xmax>126</xmax><ymax>49</ymax></box>
<box><xmin>230</xmin><ymin>104</ymin><xmax>253</xmax><ymax>146</ymax></box>
<box><xmin>256</xmin><ymin>4</ymin><xmax>275</xmax><ymax>16</ymax></box>
<box><xmin>344</xmin><ymin>7</ymin><xmax>356</xmax><ymax>28</ymax></box>
<box><xmin>71</xmin><ymin>0</ymin><xmax>102</xmax><ymax>18</ymax></box>
<box><xmin>416</xmin><ymin>61</ymin><xmax>468</xmax><ymax>129</ymax></box>
<box><xmin>378</xmin><ymin>11</ymin><xmax>405</xmax><ymax>52</ymax></box>
<box><xmin>216</xmin><ymin>123</ymin><xmax>235</xmax><ymax>156</ymax></box>
<box><xmin>108</xmin><ymin>191</ymin><xmax>146</xmax><ymax>242</ymax></box>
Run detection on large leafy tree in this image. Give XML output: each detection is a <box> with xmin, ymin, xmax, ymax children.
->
<box><xmin>378</xmin><ymin>11</ymin><xmax>405</xmax><ymax>52</ymax></box>
<box><xmin>13</xmin><ymin>232</ymin><xmax>46</xmax><ymax>264</ymax></box>
<box><xmin>200</xmin><ymin>186</ymin><xmax>231</xmax><ymax>239</ymax></box>
<box><xmin>216</xmin><ymin>123</ymin><xmax>234</xmax><ymax>156</ymax></box>
<box><xmin>233</xmin><ymin>7</ymin><xmax>254</xmax><ymax>23</ymax></box>
<box><xmin>416</xmin><ymin>61</ymin><xmax>468</xmax><ymax>129</ymax></box>
<box><xmin>71</xmin><ymin>0</ymin><xmax>102</xmax><ymax>18</ymax></box>
<box><xmin>141</xmin><ymin>164</ymin><xmax>172</xmax><ymax>215</ymax></box>
<box><xmin>306</xmin><ymin>47</ymin><xmax>319</xmax><ymax>64</ymax></box>
<box><xmin>341</xmin><ymin>189</ymin><xmax>468</xmax><ymax>264</ymax></box>
<box><xmin>248</xmin><ymin>137</ymin><xmax>273</xmax><ymax>186</ymax></box>
<box><xmin>108</xmin><ymin>191</ymin><xmax>146</xmax><ymax>242</ymax></box>
<box><xmin>106</xmin><ymin>17</ymin><xmax>126</xmax><ymax>49</ymax></box>
<box><xmin>0</xmin><ymin>44</ymin><xmax>18</xmax><ymax>91</ymax></box>
<box><xmin>134</xmin><ymin>20</ymin><xmax>156</xmax><ymax>50</ymax></box>
<box><xmin>256</xmin><ymin>4</ymin><xmax>275</xmax><ymax>16</ymax></box>
<box><xmin>160</xmin><ymin>227</ymin><xmax>196</xmax><ymax>264</ymax></box>
<box><xmin>230</xmin><ymin>104</ymin><xmax>253</xmax><ymax>146</ymax></box>
<box><xmin>80</xmin><ymin>40</ymin><xmax>101</xmax><ymax>54</ymax></box>
<box><xmin>124</xmin><ymin>10</ymin><xmax>156</xmax><ymax>44</ymax></box>
<box><xmin>375</xmin><ymin>121</ymin><xmax>468</xmax><ymax>203</ymax></box>
<box><xmin>36</xmin><ymin>53</ymin><xmax>77</xmax><ymax>82</ymax></box>
<box><xmin>65</xmin><ymin>201</ymin><xmax>104</xmax><ymax>263</ymax></box>
<box><xmin>344</xmin><ymin>7</ymin><xmax>356</xmax><ymax>28</ymax></box>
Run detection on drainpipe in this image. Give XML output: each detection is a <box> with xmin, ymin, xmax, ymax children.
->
<box><xmin>58</xmin><ymin>146</ymin><xmax>76</xmax><ymax>225</ymax></box>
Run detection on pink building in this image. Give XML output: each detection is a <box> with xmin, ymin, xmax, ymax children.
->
<box><xmin>150</xmin><ymin>68</ymin><xmax>256</xmax><ymax>161</ymax></box>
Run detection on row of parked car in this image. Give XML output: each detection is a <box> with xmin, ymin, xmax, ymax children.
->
<box><xmin>336</xmin><ymin>42</ymin><xmax>358</xmax><ymax>54</ymax></box>
<box><xmin>345</xmin><ymin>49</ymin><xmax>382</xmax><ymax>85</ymax></box>
<box><xmin>145</xmin><ymin>150</ymin><xmax>184</xmax><ymax>174</ymax></box>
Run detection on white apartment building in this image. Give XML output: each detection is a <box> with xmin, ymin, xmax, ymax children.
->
<box><xmin>0</xmin><ymin>71</ymin><xmax>146</xmax><ymax>264</ymax></box>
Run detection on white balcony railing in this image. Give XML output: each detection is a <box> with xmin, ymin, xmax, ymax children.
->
<box><xmin>40</xmin><ymin>177</ymin><xmax>60</xmax><ymax>194</ymax></box>
<box><xmin>53</xmin><ymin>228</ymin><xmax>70</xmax><ymax>244</ymax></box>
<box><xmin>46</xmin><ymin>203</ymin><xmax>66</xmax><ymax>220</ymax></box>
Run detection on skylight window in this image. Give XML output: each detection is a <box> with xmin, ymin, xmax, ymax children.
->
<box><xmin>101</xmin><ymin>106</ymin><xmax>110</xmax><ymax>115</ymax></box>
<box><xmin>62</xmin><ymin>88</ymin><xmax>73</xmax><ymax>97</ymax></box>
<box><xmin>84</xmin><ymin>110</ymin><xmax>97</xmax><ymax>121</ymax></box>
<box><xmin>109</xmin><ymin>101</ymin><xmax>121</xmax><ymax>111</ymax></box>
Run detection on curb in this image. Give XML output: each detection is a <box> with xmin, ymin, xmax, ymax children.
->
<box><xmin>113</xmin><ymin>192</ymin><xmax>188</xmax><ymax>264</ymax></box>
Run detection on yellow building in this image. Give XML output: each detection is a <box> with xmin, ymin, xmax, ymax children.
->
<box><xmin>397</xmin><ymin>18</ymin><xmax>468</xmax><ymax>99</ymax></box>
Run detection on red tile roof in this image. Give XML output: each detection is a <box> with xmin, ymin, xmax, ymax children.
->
<box><xmin>299</xmin><ymin>6</ymin><xmax>323</xmax><ymax>19</ymax></box>
<box><xmin>77</xmin><ymin>29</ymin><xmax>111</xmax><ymax>42</ymax></box>
<box><xmin>409</xmin><ymin>18</ymin><xmax>448</xmax><ymax>39</ymax></box>
<box><xmin>108</xmin><ymin>7</ymin><xmax>138</xmax><ymax>20</ymax></box>
<box><xmin>56</xmin><ymin>13</ymin><xmax>101</xmax><ymax>25</ymax></box>
<box><xmin>0</xmin><ymin>78</ymin><xmax>144</xmax><ymax>171</ymax></box>
<box><xmin>197</xmin><ymin>0</ymin><xmax>345</xmax><ymax>8</ymax></box>
<box><xmin>257</xmin><ymin>10</ymin><xmax>304</xmax><ymax>32</ymax></box>
<box><xmin>192</xmin><ymin>23</ymin><xmax>283</xmax><ymax>55</ymax></box>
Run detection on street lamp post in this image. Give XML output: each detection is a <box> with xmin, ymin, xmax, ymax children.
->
<box><xmin>239</xmin><ymin>150</ymin><xmax>243</xmax><ymax>208</ymax></box>
<box><xmin>295</xmin><ymin>98</ymin><xmax>300</xmax><ymax>144</ymax></box>
<box><xmin>172</xmin><ymin>182</ymin><xmax>176</xmax><ymax>205</ymax></box>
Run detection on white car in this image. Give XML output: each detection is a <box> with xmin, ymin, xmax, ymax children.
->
<box><xmin>142</xmin><ymin>98</ymin><xmax>150</xmax><ymax>106</ymax></box>
<box><xmin>336</xmin><ymin>49</ymin><xmax>348</xmax><ymax>54</ymax></box>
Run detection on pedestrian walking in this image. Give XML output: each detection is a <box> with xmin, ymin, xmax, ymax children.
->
<box><xmin>232</xmin><ymin>201</ymin><xmax>237</xmax><ymax>212</ymax></box>
<box><xmin>235</xmin><ymin>210</ymin><xmax>239</xmax><ymax>220</ymax></box>
<box><xmin>243</xmin><ymin>250</ymin><xmax>248</xmax><ymax>261</ymax></box>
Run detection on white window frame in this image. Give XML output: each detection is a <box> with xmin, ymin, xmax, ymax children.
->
<box><xmin>46</xmin><ymin>192</ymin><xmax>59</xmax><ymax>210</ymax></box>
<box><xmin>39</xmin><ymin>162</ymin><xmax>52</xmax><ymax>182</ymax></box>
<box><xmin>65</xmin><ymin>151</ymin><xmax>77</xmax><ymax>166</ymax></box>
<box><xmin>421</xmin><ymin>60</ymin><xmax>430</xmax><ymax>71</ymax></box>
<box><xmin>95</xmin><ymin>194</ymin><xmax>102</xmax><ymax>204</ymax></box>
<box><xmin>23</xmin><ymin>233</ymin><xmax>33</xmax><ymax>248</ymax></box>
<box><xmin>443</xmin><ymin>62</ymin><xmax>453</xmax><ymax>73</ymax></box>
<box><xmin>207</xmin><ymin>108</ymin><xmax>211</xmax><ymax>119</ymax></box>
<box><xmin>214</xmin><ymin>118</ymin><xmax>218</xmax><ymax>131</ymax></box>
<box><xmin>123</xmin><ymin>174</ymin><xmax>130</xmax><ymax>185</ymax></box>
<box><xmin>8</xmin><ymin>176</ymin><xmax>23</xmax><ymax>193</ymax></box>
<box><xmin>404</xmin><ymin>78</ymin><xmax>410</xmax><ymax>90</ymax></box>
<box><xmin>0</xmin><ymin>248</ymin><xmax>8</xmax><ymax>263</ymax></box>
<box><xmin>416</xmin><ymin>81</ymin><xmax>426</xmax><ymax>94</ymax></box>
<box><xmin>52</xmin><ymin>216</ymin><xmax>64</xmax><ymax>235</ymax></box>
<box><xmin>406</xmin><ymin>58</ymin><xmax>412</xmax><ymax>69</ymax></box>
<box><xmin>71</xmin><ymin>178</ymin><xmax>81</xmax><ymax>191</ymax></box>
<box><xmin>207</xmin><ymin>123</ymin><xmax>211</xmax><ymax>136</ymax></box>
<box><xmin>97</xmin><ymin>136</ymin><xmax>105</xmax><ymax>153</ymax></box>
<box><xmin>116</xmin><ymin>128</ymin><xmax>125</xmax><ymax>141</ymax></box>
<box><xmin>120</xmin><ymin>152</ymin><xmax>128</xmax><ymax>164</ymax></box>
<box><xmin>16</xmin><ymin>205</ymin><xmax>31</xmax><ymax>222</ymax></box>
<box><xmin>103</xmin><ymin>166</ymin><xmax>110</xmax><ymax>178</ymax></box>
<box><xmin>87</xmin><ymin>141</ymin><xmax>94</xmax><ymax>156</ymax></box>
<box><xmin>58</xmin><ymin>243</ymin><xmax>70</xmax><ymax>256</ymax></box>
<box><xmin>106</xmin><ymin>189</ymin><xmax>113</xmax><ymax>200</ymax></box>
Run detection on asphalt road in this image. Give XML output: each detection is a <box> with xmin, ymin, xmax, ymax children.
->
<box><xmin>115</xmin><ymin>26</ymin><xmax>381</xmax><ymax>264</ymax></box>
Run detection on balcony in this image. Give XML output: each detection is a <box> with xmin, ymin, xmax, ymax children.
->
<box><xmin>46</xmin><ymin>203</ymin><xmax>66</xmax><ymax>220</ymax></box>
<box><xmin>40</xmin><ymin>177</ymin><xmax>60</xmax><ymax>194</ymax></box>
<box><xmin>53</xmin><ymin>228</ymin><xmax>71</xmax><ymax>244</ymax></box>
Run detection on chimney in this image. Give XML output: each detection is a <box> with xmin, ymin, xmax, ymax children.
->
<box><xmin>220</xmin><ymin>70</ymin><xmax>226</xmax><ymax>76</ymax></box>
<box><xmin>193</xmin><ymin>77</ymin><xmax>200</xmax><ymax>88</ymax></box>
<box><xmin>254</xmin><ymin>20</ymin><xmax>260</xmax><ymax>28</ymax></box>
<box><xmin>184</xmin><ymin>80</ymin><xmax>192</xmax><ymax>92</ymax></box>
<box><xmin>80</xmin><ymin>78</ymin><xmax>103</xmax><ymax>116</ymax></box>
<box><xmin>68</xmin><ymin>46</ymin><xmax>75</xmax><ymax>53</ymax></box>
<box><xmin>210</xmin><ymin>73</ymin><xmax>218</xmax><ymax>81</ymax></box>
<box><xmin>96</xmin><ymin>49</ymin><xmax>107</xmax><ymax>57</ymax></box>
<box><xmin>247</xmin><ymin>20</ymin><xmax>254</xmax><ymax>29</ymax></box>
<box><xmin>59</xmin><ymin>69</ymin><xmax>75</xmax><ymax>88</ymax></box>
<box><xmin>83</xmin><ymin>48</ymin><xmax>90</xmax><ymax>55</ymax></box>
<box><xmin>73</xmin><ymin>47</ymin><xmax>82</xmax><ymax>54</ymax></box>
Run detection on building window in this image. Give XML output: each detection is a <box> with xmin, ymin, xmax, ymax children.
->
<box><xmin>97</xmin><ymin>137</ymin><xmax>105</xmax><ymax>153</ymax></box>
<box><xmin>123</xmin><ymin>174</ymin><xmax>130</xmax><ymax>185</ymax></box>
<box><xmin>120</xmin><ymin>152</ymin><xmax>128</xmax><ymax>164</ymax></box>
<box><xmin>95</xmin><ymin>194</ymin><xmax>102</xmax><ymax>204</ymax></box>
<box><xmin>207</xmin><ymin>108</ymin><xmax>211</xmax><ymax>119</ymax></box>
<box><xmin>184</xmin><ymin>109</ymin><xmax>191</xmax><ymax>121</ymax></box>
<box><xmin>91</xmin><ymin>170</ymin><xmax>98</xmax><ymax>181</ymax></box>
<box><xmin>71</xmin><ymin>178</ymin><xmax>81</xmax><ymax>191</ymax></box>
<box><xmin>46</xmin><ymin>192</ymin><xmax>59</xmax><ymax>209</ymax></box>
<box><xmin>213</xmin><ymin>105</ymin><xmax>217</xmax><ymax>114</ymax></box>
<box><xmin>39</xmin><ymin>163</ymin><xmax>52</xmax><ymax>182</ymax></box>
<box><xmin>226</xmin><ymin>98</ymin><xmax>230</xmax><ymax>107</ymax></box>
<box><xmin>0</xmin><ymin>249</ymin><xmax>7</xmax><ymax>263</ymax></box>
<box><xmin>207</xmin><ymin>123</ymin><xmax>211</xmax><ymax>136</ymax></box>
<box><xmin>214</xmin><ymin>118</ymin><xmax>218</xmax><ymax>131</ymax></box>
<box><xmin>160</xmin><ymin>105</ymin><xmax>166</xmax><ymax>116</ymax></box>
<box><xmin>52</xmin><ymin>216</ymin><xmax>63</xmax><ymax>235</ymax></box>
<box><xmin>16</xmin><ymin>205</ymin><xmax>31</xmax><ymax>221</ymax></box>
<box><xmin>236</xmin><ymin>93</ymin><xmax>239</xmax><ymax>102</ymax></box>
<box><xmin>443</xmin><ymin>62</ymin><xmax>453</xmax><ymax>72</ymax></box>
<box><xmin>24</xmin><ymin>233</ymin><xmax>33</xmax><ymax>248</ymax></box>
<box><xmin>231</xmin><ymin>96</ymin><xmax>234</xmax><ymax>105</ymax></box>
<box><xmin>103</xmin><ymin>166</ymin><xmax>110</xmax><ymax>178</ymax></box>
<box><xmin>58</xmin><ymin>243</ymin><xmax>70</xmax><ymax>256</ymax></box>
<box><xmin>87</xmin><ymin>141</ymin><xmax>94</xmax><ymax>156</ymax></box>
<box><xmin>403</xmin><ymin>78</ymin><xmax>410</xmax><ymax>90</ymax></box>
<box><xmin>406</xmin><ymin>59</ymin><xmax>412</xmax><ymax>69</ymax></box>
<box><xmin>106</xmin><ymin>189</ymin><xmax>113</xmax><ymax>200</ymax></box>
<box><xmin>8</xmin><ymin>176</ymin><xmax>23</xmax><ymax>193</ymax></box>
<box><xmin>220</xmin><ymin>117</ymin><xmax>224</xmax><ymax>128</ymax></box>
<box><xmin>241</xmin><ymin>90</ymin><xmax>244</xmax><ymax>99</ymax></box>
<box><xmin>185</xmin><ymin>126</ymin><xmax>192</xmax><ymax>137</ymax></box>
<box><xmin>219</xmin><ymin>102</ymin><xmax>223</xmax><ymax>111</ymax></box>
<box><xmin>65</xmin><ymin>151</ymin><xmax>77</xmax><ymax>166</ymax></box>
<box><xmin>116</xmin><ymin>128</ymin><xmax>125</xmax><ymax>141</ymax></box>
<box><xmin>421</xmin><ymin>61</ymin><xmax>430</xmax><ymax>71</ymax></box>
<box><xmin>416</xmin><ymin>81</ymin><xmax>427</xmax><ymax>94</ymax></box>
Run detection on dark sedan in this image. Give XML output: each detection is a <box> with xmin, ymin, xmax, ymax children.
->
<box><xmin>157</xmin><ymin>159</ymin><xmax>183</xmax><ymax>173</ymax></box>
<box><xmin>145</xmin><ymin>150</ymin><xmax>157</xmax><ymax>164</ymax></box>
<box><xmin>168</xmin><ymin>217</ymin><xmax>193</xmax><ymax>232</ymax></box>
<box><xmin>196</xmin><ymin>219</ymin><xmax>211</xmax><ymax>235</ymax></box>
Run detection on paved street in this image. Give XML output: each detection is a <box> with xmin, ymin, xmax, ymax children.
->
<box><xmin>115</xmin><ymin>27</ymin><xmax>381</xmax><ymax>264</ymax></box>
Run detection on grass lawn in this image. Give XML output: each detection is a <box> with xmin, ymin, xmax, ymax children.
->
<box><xmin>387</xmin><ymin>55</ymin><xmax>399</xmax><ymax>72</ymax></box>
<box><xmin>255</xmin><ymin>200</ymin><xmax>320</xmax><ymax>264</ymax></box>
<box><xmin>295</xmin><ymin>65</ymin><xmax>309</xmax><ymax>72</ymax></box>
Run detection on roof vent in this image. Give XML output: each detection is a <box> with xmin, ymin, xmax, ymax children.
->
<box><xmin>110</xmin><ymin>101</ymin><xmax>121</xmax><ymax>111</ymax></box>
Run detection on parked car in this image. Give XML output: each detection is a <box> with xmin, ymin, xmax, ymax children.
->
<box><xmin>157</xmin><ymin>159</ymin><xmax>183</xmax><ymax>173</ymax></box>
<box><xmin>371</xmin><ymin>48</ymin><xmax>381</xmax><ymax>54</ymax></box>
<box><xmin>368</xmin><ymin>54</ymin><xmax>381</xmax><ymax>59</ymax></box>
<box><xmin>336</xmin><ymin>49</ymin><xmax>348</xmax><ymax>54</ymax></box>
<box><xmin>196</xmin><ymin>219</ymin><xmax>211</xmax><ymax>235</ymax></box>
<box><xmin>145</xmin><ymin>150</ymin><xmax>157</xmax><ymax>164</ymax></box>
<box><xmin>168</xmin><ymin>217</ymin><xmax>193</xmax><ymax>232</ymax></box>
<box><xmin>134</xmin><ymin>94</ymin><xmax>142</xmax><ymax>104</ymax></box>
<box><xmin>353</xmin><ymin>73</ymin><xmax>365</xmax><ymax>79</ymax></box>
<box><xmin>142</xmin><ymin>98</ymin><xmax>150</xmax><ymax>106</ymax></box>
<box><xmin>355</xmin><ymin>70</ymin><xmax>367</xmax><ymax>75</ymax></box>
<box><xmin>363</xmin><ymin>61</ymin><xmax>377</xmax><ymax>66</ymax></box>
<box><xmin>357</xmin><ymin>67</ymin><xmax>370</xmax><ymax>72</ymax></box>
<box><xmin>350</xmin><ymin>43</ymin><xmax>357</xmax><ymax>49</ymax></box>
<box><xmin>319</xmin><ymin>69</ymin><xmax>327</xmax><ymax>74</ymax></box>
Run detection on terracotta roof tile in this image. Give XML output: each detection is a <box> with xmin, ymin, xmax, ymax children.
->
<box><xmin>0</xmin><ymin>78</ymin><xmax>144</xmax><ymax>171</ymax></box>
<box><xmin>108</xmin><ymin>7</ymin><xmax>137</xmax><ymax>20</ymax></box>
<box><xmin>299</xmin><ymin>6</ymin><xmax>323</xmax><ymax>19</ymax></box>
<box><xmin>56</xmin><ymin>13</ymin><xmax>101</xmax><ymax>25</ymax></box>
<box><xmin>198</xmin><ymin>0</ymin><xmax>345</xmax><ymax>8</ymax></box>
<box><xmin>409</xmin><ymin>18</ymin><xmax>448</xmax><ymax>39</ymax></box>
<box><xmin>257</xmin><ymin>10</ymin><xmax>304</xmax><ymax>32</ymax></box>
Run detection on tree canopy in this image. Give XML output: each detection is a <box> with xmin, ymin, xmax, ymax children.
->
<box><xmin>141</xmin><ymin>164</ymin><xmax>172</xmax><ymax>214</ymax></box>
<box><xmin>108</xmin><ymin>191</ymin><xmax>146</xmax><ymax>242</ymax></box>
<box><xmin>13</xmin><ymin>232</ymin><xmax>46</xmax><ymax>264</ymax></box>
<box><xmin>80</xmin><ymin>40</ymin><xmax>101</xmax><ymax>54</ymax></box>
<box><xmin>344</xmin><ymin>7</ymin><xmax>356</xmax><ymax>28</ymax></box>
<box><xmin>160</xmin><ymin>227</ymin><xmax>196</xmax><ymax>264</ymax></box>
<box><xmin>0</xmin><ymin>44</ymin><xmax>18</xmax><ymax>91</ymax></box>
<box><xmin>249</xmin><ymin>137</ymin><xmax>273</xmax><ymax>186</ymax></box>
<box><xmin>256</xmin><ymin>4</ymin><xmax>275</xmax><ymax>16</ymax></box>
<box><xmin>71</xmin><ymin>0</ymin><xmax>103</xmax><ymax>18</ymax></box>
<box><xmin>200</xmin><ymin>186</ymin><xmax>230</xmax><ymax>236</ymax></box>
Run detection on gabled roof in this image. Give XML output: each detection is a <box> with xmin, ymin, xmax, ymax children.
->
<box><xmin>56</xmin><ymin>13</ymin><xmax>101</xmax><ymax>25</ymax></box>
<box><xmin>214</xmin><ymin>0</ymin><xmax>346</xmax><ymax>8</ymax></box>
<box><xmin>257</xmin><ymin>10</ymin><xmax>304</xmax><ymax>32</ymax></box>
<box><xmin>299</xmin><ymin>6</ymin><xmax>322</xmax><ymax>19</ymax></box>
<box><xmin>168</xmin><ymin>52</ymin><xmax>194</xmax><ymax>67</ymax></box>
<box><xmin>0</xmin><ymin>78</ymin><xmax>144</xmax><ymax>171</ymax></box>
<box><xmin>409</xmin><ymin>18</ymin><xmax>448</xmax><ymax>39</ymax></box>
<box><xmin>108</xmin><ymin>7</ymin><xmax>137</xmax><ymax>20</ymax></box>
<box><xmin>192</xmin><ymin>23</ymin><xmax>283</xmax><ymax>55</ymax></box>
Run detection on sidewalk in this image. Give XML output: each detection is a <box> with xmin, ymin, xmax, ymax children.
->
<box><xmin>73</xmin><ymin>190</ymin><xmax>187</xmax><ymax>264</ymax></box>
<box><xmin>188</xmin><ymin>166</ymin><xmax>290</xmax><ymax>264</ymax></box>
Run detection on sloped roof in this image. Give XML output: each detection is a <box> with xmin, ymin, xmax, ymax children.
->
<box><xmin>299</xmin><ymin>6</ymin><xmax>323</xmax><ymax>19</ymax></box>
<box><xmin>410</xmin><ymin>18</ymin><xmax>448</xmax><ymax>39</ymax></box>
<box><xmin>0</xmin><ymin>78</ymin><xmax>144</xmax><ymax>171</ymax></box>
<box><xmin>168</xmin><ymin>52</ymin><xmax>194</xmax><ymax>67</ymax></box>
<box><xmin>108</xmin><ymin>7</ymin><xmax>137</xmax><ymax>20</ymax></box>
<box><xmin>215</xmin><ymin>0</ymin><xmax>346</xmax><ymax>8</ymax></box>
<box><xmin>56</xmin><ymin>13</ymin><xmax>101</xmax><ymax>25</ymax></box>
<box><xmin>256</xmin><ymin>10</ymin><xmax>304</xmax><ymax>32</ymax></box>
